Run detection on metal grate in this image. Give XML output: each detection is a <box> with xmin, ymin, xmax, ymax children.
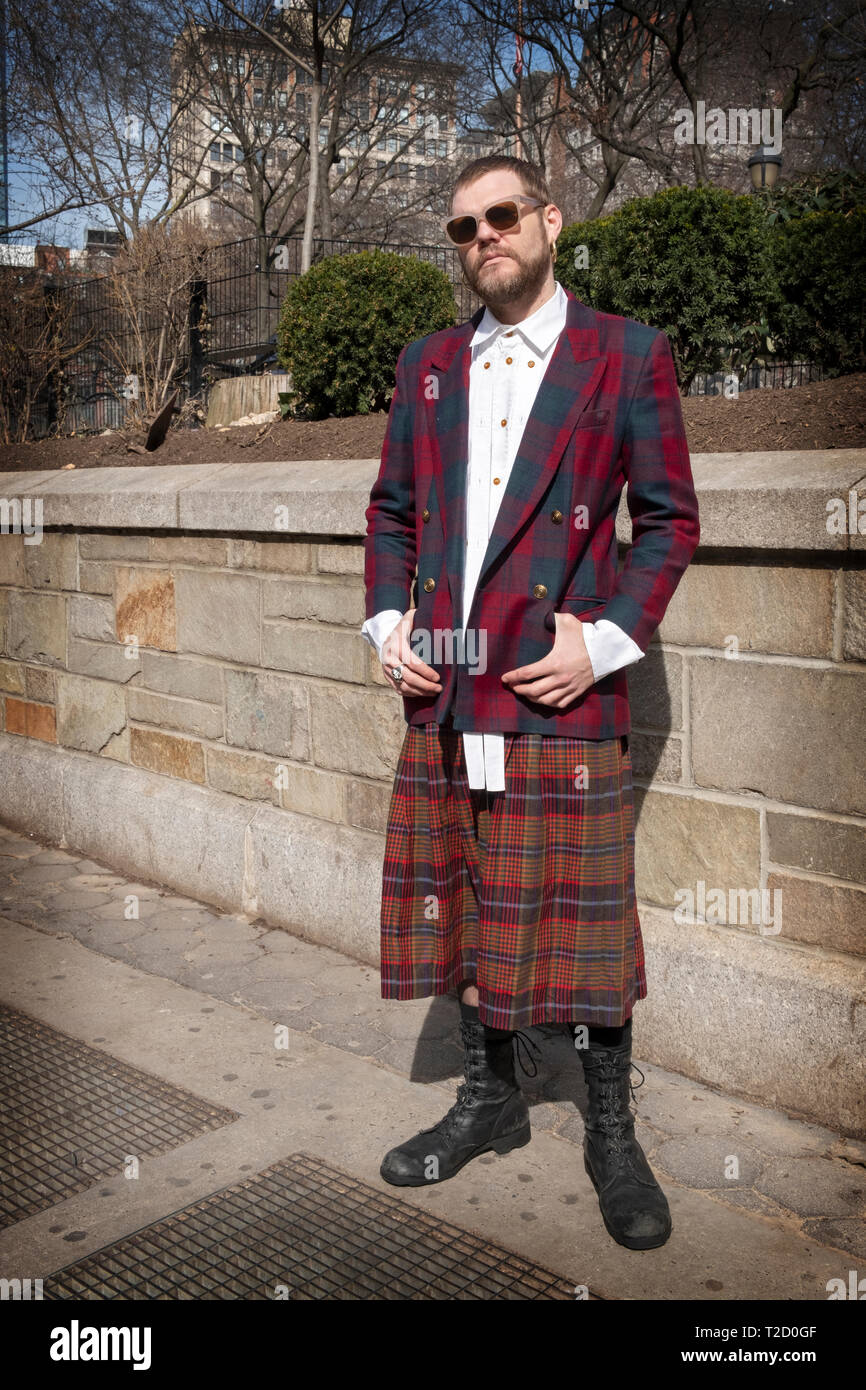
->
<box><xmin>0</xmin><ymin>1005</ymin><xmax>240</xmax><ymax>1228</ymax></box>
<box><xmin>45</xmin><ymin>1153</ymin><xmax>577</xmax><ymax>1300</ymax></box>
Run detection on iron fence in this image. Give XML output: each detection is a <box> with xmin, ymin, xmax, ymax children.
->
<box><xmin>11</xmin><ymin>231</ymin><xmax>827</xmax><ymax>438</ymax></box>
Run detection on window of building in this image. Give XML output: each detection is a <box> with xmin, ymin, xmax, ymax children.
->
<box><xmin>254</xmin><ymin>89</ymin><xmax>263</xmax><ymax>107</ymax></box>
<box><xmin>209</xmin><ymin>141</ymin><xmax>220</xmax><ymax>161</ymax></box>
<box><xmin>222</xmin><ymin>142</ymin><xmax>234</xmax><ymax>161</ymax></box>
<box><xmin>438</xmin><ymin>139</ymin><xmax>447</xmax><ymax>157</ymax></box>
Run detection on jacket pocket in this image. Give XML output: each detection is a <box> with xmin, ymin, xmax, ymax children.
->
<box><xmin>575</xmin><ymin>409</ymin><xmax>610</xmax><ymax>430</ymax></box>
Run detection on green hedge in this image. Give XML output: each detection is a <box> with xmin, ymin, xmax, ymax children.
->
<box><xmin>276</xmin><ymin>249</ymin><xmax>456</xmax><ymax>418</ymax></box>
<box><xmin>557</xmin><ymin>185</ymin><xmax>776</xmax><ymax>391</ymax></box>
<box><xmin>769</xmin><ymin>209</ymin><xmax>866</xmax><ymax>374</ymax></box>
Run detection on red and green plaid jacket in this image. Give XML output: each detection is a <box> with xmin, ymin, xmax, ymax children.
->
<box><xmin>363</xmin><ymin>286</ymin><xmax>700</xmax><ymax>738</ymax></box>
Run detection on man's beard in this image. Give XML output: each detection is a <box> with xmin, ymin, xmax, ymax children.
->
<box><xmin>463</xmin><ymin>239</ymin><xmax>551</xmax><ymax>309</ymax></box>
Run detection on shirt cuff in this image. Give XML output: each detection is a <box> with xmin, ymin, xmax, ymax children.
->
<box><xmin>581</xmin><ymin>620</ymin><xmax>645</xmax><ymax>683</ymax></box>
<box><xmin>361</xmin><ymin>609</ymin><xmax>403</xmax><ymax>663</ymax></box>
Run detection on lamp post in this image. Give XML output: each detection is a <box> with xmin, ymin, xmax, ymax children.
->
<box><xmin>748</xmin><ymin>145</ymin><xmax>783</xmax><ymax>192</ymax></box>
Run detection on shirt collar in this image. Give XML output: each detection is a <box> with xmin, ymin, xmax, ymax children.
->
<box><xmin>470</xmin><ymin>278</ymin><xmax>567</xmax><ymax>355</ymax></box>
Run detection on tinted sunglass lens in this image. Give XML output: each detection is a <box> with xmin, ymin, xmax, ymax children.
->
<box><xmin>486</xmin><ymin>202</ymin><xmax>519</xmax><ymax>230</ymax></box>
<box><xmin>447</xmin><ymin>216</ymin><xmax>477</xmax><ymax>244</ymax></box>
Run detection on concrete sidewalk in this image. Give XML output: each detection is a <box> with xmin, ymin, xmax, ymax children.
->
<box><xmin>0</xmin><ymin>821</ymin><xmax>863</xmax><ymax>1300</ymax></box>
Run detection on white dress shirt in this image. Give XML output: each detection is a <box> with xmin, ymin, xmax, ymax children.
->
<box><xmin>362</xmin><ymin>279</ymin><xmax>644</xmax><ymax>790</ymax></box>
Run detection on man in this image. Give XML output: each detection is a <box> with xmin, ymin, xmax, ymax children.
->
<box><xmin>361</xmin><ymin>156</ymin><xmax>700</xmax><ymax>1252</ymax></box>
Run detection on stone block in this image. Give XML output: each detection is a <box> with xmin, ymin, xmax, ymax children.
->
<box><xmin>69</xmin><ymin>593</ymin><xmax>115</xmax><ymax>641</ymax></box>
<box><xmin>626</xmin><ymin>647</ymin><xmax>683</xmax><ymax>731</ymax></box>
<box><xmin>629</xmin><ymin>730</ymin><xmax>682</xmax><ymax>783</ymax></box>
<box><xmin>346</xmin><ymin>778</ymin><xmax>393</xmax><ymax>833</ymax></box>
<box><xmin>67</xmin><ymin>637</ymin><xmax>141</xmax><ymax>683</ymax></box>
<box><xmin>248</xmin><ymin>806</ymin><xmax>383</xmax><ymax>962</ymax></box>
<box><xmin>139</xmin><ymin>651</ymin><xmax>221</xmax><ymax>702</ymax></box>
<box><xmin>26</xmin><ymin>665</ymin><xmax>55</xmax><ymax>701</ymax></box>
<box><xmin>130</xmin><ymin>727</ymin><xmax>205</xmax><ymax>783</ymax></box>
<box><xmin>0</xmin><ymin>730</ymin><xmax>65</xmax><ymax>841</ymax></box>
<box><xmin>149</xmin><ymin>535</ymin><xmax>229</xmax><ymax>565</ymax></box>
<box><xmin>317</xmin><ymin>542</ymin><xmax>365</xmax><ymax>576</ymax></box>
<box><xmin>6</xmin><ymin>591</ymin><xmax>66</xmax><ymax>665</ymax></box>
<box><xmin>767</xmin><ymin>811</ymin><xmax>866</xmax><ymax>883</ymax></box>
<box><xmin>690</xmin><ymin>657</ymin><xmax>865</xmax><ymax>815</ymax></box>
<box><xmin>79</xmin><ymin>533</ymin><xmax>151</xmax><ymax>560</ymax></box>
<box><xmin>55</xmin><ymin>672</ymin><xmax>127</xmax><ymax>753</ymax></box>
<box><xmin>0</xmin><ymin>660</ymin><xmax>26</xmax><ymax>694</ymax></box>
<box><xmin>5</xmin><ymin>698</ymin><xmax>56</xmax><ymax>742</ymax></box>
<box><xmin>766</xmin><ymin>871</ymin><xmax>866</xmax><ymax>956</ymax></box>
<box><xmin>115</xmin><ymin>565</ymin><xmax>176</xmax><ymax>651</ymax></box>
<box><xmin>278</xmin><ymin>764</ymin><xmax>345</xmax><ymax>822</ymax></box>
<box><xmin>128</xmin><ymin>688</ymin><xmax>223</xmax><ymax>740</ymax></box>
<box><xmin>24</xmin><ymin>532</ymin><xmax>78</xmax><ymax>590</ymax></box>
<box><xmin>636</xmin><ymin>903</ymin><xmax>866</xmax><ymax>1136</ymax></box>
<box><xmin>309</xmin><ymin>685</ymin><xmax>406</xmax><ymax>779</ymax></box>
<box><xmin>206</xmin><ymin>747</ymin><xmax>281</xmax><ymax>804</ymax></box>
<box><xmin>78</xmin><ymin>561</ymin><xmax>114</xmax><ymax>595</ymax></box>
<box><xmin>261</xmin><ymin>622</ymin><xmax>367</xmax><ymax>683</ymax></box>
<box><xmin>228</xmin><ymin>538</ymin><xmax>313</xmax><ymax>574</ymax></box>
<box><xmin>842</xmin><ymin>570</ymin><xmax>866</xmax><ymax>661</ymax></box>
<box><xmin>0</xmin><ymin>532</ymin><xmax>25</xmax><ymax>585</ymax></box>
<box><xmin>60</xmin><ymin>749</ymin><xmax>250</xmax><ymax>910</ymax></box>
<box><xmin>660</xmin><ymin>562</ymin><xmax>836</xmax><ymax>658</ymax></box>
<box><xmin>634</xmin><ymin>787</ymin><xmax>761</xmax><ymax>915</ymax></box>
<box><xmin>175</xmin><ymin>569</ymin><xmax>259</xmax><ymax>663</ymax></box>
<box><xmin>223</xmin><ymin>667</ymin><xmax>310</xmax><ymax>760</ymax></box>
<box><xmin>263</xmin><ymin>576</ymin><xmax>365</xmax><ymax>626</ymax></box>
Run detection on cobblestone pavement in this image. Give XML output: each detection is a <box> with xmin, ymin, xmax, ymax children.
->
<box><xmin>1</xmin><ymin>822</ymin><xmax>864</xmax><ymax>1268</ymax></box>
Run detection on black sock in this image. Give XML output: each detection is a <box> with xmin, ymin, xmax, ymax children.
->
<box><xmin>582</xmin><ymin>1017</ymin><xmax>632</xmax><ymax>1047</ymax></box>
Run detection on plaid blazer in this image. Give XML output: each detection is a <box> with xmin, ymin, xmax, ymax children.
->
<box><xmin>363</xmin><ymin>285</ymin><xmax>700</xmax><ymax>738</ymax></box>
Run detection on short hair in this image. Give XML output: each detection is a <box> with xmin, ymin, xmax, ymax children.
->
<box><xmin>451</xmin><ymin>155</ymin><xmax>551</xmax><ymax>209</ymax></box>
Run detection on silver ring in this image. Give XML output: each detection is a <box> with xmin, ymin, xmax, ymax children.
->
<box><xmin>391</xmin><ymin>665</ymin><xmax>403</xmax><ymax>683</ymax></box>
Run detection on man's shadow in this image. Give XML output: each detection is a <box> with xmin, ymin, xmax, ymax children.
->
<box><xmin>403</xmin><ymin>637</ymin><xmax>673</xmax><ymax>1124</ymax></box>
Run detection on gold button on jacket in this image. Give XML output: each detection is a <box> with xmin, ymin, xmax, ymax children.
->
<box><xmin>421</xmin><ymin>508</ymin><xmax>430</xmax><ymax>522</ymax></box>
<box><xmin>423</xmin><ymin>577</ymin><xmax>436</xmax><ymax>592</ymax></box>
<box><xmin>532</xmin><ymin>583</ymin><xmax>548</xmax><ymax>599</ymax></box>
<box><xmin>550</xmin><ymin>509</ymin><xmax>563</xmax><ymax>523</ymax></box>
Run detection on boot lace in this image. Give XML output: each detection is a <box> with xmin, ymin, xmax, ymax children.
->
<box><xmin>422</xmin><ymin>1028</ymin><xmax>542</xmax><ymax>1143</ymax></box>
<box><xmin>589</xmin><ymin>1055</ymin><xmax>645</xmax><ymax>1159</ymax></box>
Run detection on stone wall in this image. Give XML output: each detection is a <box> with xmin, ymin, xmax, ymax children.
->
<box><xmin>0</xmin><ymin>452</ymin><xmax>864</xmax><ymax>1134</ymax></box>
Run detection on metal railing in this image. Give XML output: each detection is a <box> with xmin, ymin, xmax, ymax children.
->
<box><xmin>15</xmin><ymin>231</ymin><xmax>828</xmax><ymax>437</ymax></box>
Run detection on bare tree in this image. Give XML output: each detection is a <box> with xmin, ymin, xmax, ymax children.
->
<box><xmin>0</xmin><ymin>265</ymin><xmax>95</xmax><ymax>442</ymax></box>
<box><xmin>5</xmin><ymin>0</ymin><xmax>210</xmax><ymax>239</ymax></box>
<box><xmin>212</xmin><ymin>0</ymin><xmax>450</xmax><ymax>266</ymax></box>
<box><xmin>100</xmin><ymin>219</ymin><xmax>222</xmax><ymax>428</ymax></box>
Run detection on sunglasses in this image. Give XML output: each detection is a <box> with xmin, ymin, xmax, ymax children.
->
<box><xmin>443</xmin><ymin>195</ymin><xmax>546</xmax><ymax>246</ymax></box>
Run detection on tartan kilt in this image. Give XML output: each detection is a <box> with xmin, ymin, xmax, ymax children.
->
<box><xmin>378</xmin><ymin>721</ymin><xmax>647</xmax><ymax>1031</ymax></box>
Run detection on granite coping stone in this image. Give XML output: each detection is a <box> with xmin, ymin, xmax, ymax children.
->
<box><xmin>1</xmin><ymin>450</ymin><xmax>863</xmax><ymax>550</ymax></box>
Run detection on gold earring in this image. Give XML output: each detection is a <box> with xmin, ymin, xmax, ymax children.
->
<box><xmin>551</xmin><ymin>241</ymin><xmax>558</xmax><ymax>264</ymax></box>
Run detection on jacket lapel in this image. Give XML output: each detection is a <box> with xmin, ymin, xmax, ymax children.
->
<box><xmin>423</xmin><ymin>286</ymin><xmax>605</xmax><ymax>629</ymax></box>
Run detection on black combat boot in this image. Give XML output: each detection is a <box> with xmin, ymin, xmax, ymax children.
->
<box><xmin>379</xmin><ymin>1016</ymin><xmax>539</xmax><ymax>1187</ymax></box>
<box><xmin>573</xmin><ymin>1019</ymin><xmax>672</xmax><ymax>1250</ymax></box>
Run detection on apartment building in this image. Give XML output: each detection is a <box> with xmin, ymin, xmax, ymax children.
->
<box><xmin>169</xmin><ymin>20</ymin><xmax>495</xmax><ymax>242</ymax></box>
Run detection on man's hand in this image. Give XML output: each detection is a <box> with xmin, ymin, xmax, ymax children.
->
<box><xmin>501</xmin><ymin>612</ymin><xmax>595</xmax><ymax>708</ymax></box>
<box><xmin>381</xmin><ymin>608</ymin><xmax>443</xmax><ymax>696</ymax></box>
